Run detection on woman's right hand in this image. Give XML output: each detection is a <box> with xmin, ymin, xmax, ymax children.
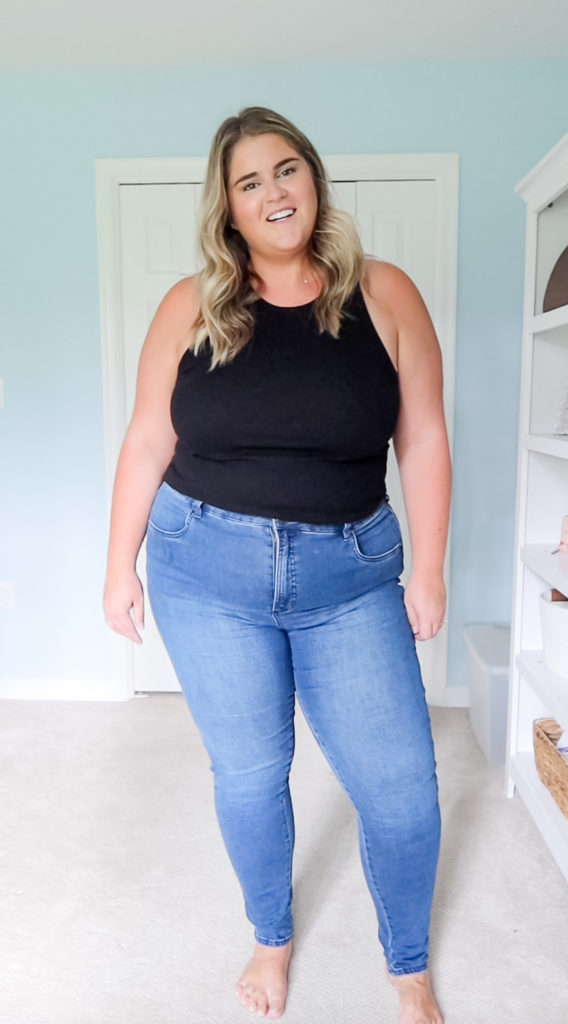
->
<box><xmin>103</xmin><ymin>570</ymin><xmax>145</xmax><ymax>645</ymax></box>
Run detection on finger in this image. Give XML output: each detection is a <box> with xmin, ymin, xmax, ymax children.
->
<box><xmin>408</xmin><ymin>617</ymin><xmax>421</xmax><ymax>638</ymax></box>
<box><xmin>415</xmin><ymin>622</ymin><xmax>435</xmax><ymax>642</ymax></box>
<box><xmin>404</xmin><ymin>598</ymin><xmax>418</xmax><ymax>632</ymax></box>
<box><xmin>106</xmin><ymin>614</ymin><xmax>143</xmax><ymax>645</ymax></box>
<box><xmin>133</xmin><ymin>592</ymin><xmax>145</xmax><ymax>631</ymax></box>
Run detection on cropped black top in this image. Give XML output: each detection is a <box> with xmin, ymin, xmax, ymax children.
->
<box><xmin>164</xmin><ymin>283</ymin><xmax>399</xmax><ymax>524</ymax></box>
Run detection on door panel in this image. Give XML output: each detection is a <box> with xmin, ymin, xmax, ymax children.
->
<box><xmin>119</xmin><ymin>178</ymin><xmax>450</xmax><ymax>700</ymax></box>
<box><xmin>120</xmin><ymin>183</ymin><xmax>201</xmax><ymax>421</ymax></box>
<box><xmin>354</xmin><ymin>180</ymin><xmax>447</xmax><ymax>700</ymax></box>
<box><xmin>329</xmin><ymin>180</ymin><xmax>356</xmax><ymax>215</ymax></box>
<box><xmin>119</xmin><ymin>184</ymin><xmax>201</xmax><ymax>693</ymax></box>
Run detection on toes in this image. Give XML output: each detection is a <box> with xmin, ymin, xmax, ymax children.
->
<box><xmin>245</xmin><ymin>988</ymin><xmax>268</xmax><ymax>1016</ymax></box>
<box><xmin>235</xmin><ymin>983</ymin><xmax>263</xmax><ymax>1014</ymax></box>
<box><xmin>267</xmin><ymin>1003</ymin><xmax>285</xmax><ymax>1020</ymax></box>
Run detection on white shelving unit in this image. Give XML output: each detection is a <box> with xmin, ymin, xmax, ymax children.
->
<box><xmin>507</xmin><ymin>134</ymin><xmax>568</xmax><ymax>883</ymax></box>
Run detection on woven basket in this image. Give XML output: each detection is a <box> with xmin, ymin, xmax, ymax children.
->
<box><xmin>533</xmin><ymin>718</ymin><xmax>568</xmax><ymax>818</ymax></box>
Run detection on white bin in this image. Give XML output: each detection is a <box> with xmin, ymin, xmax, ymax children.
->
<box><xmin>463</xmin><ymin>623</ymin><xmax>511</xmax><ymax>765</ymax></box>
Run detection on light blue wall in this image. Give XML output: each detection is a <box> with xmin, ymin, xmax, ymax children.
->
<box><xmin>1</xmin><ymin>60</ymin><xmax>567</xmax><ymax>691</ymax></box>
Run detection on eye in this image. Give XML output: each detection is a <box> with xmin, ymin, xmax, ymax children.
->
<box><xmin>279</xmin><ymin>166</ymin><xmax>296</xmax><ymax>178</ymax></box>
<box><xmin>243</xmin><ymin>181</ymin><xmax>259</xmax><ymax>192</ymax></box>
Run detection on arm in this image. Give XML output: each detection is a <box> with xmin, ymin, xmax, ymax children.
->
<box><xmin>103</xmin><ymin>276</ymin><xmax>198</xmax><ymax>644</ymax></box>
<box><xmin>367</xmin><ymin>260</ymin><xmax>452</xmax><ymax>641</ymax></box>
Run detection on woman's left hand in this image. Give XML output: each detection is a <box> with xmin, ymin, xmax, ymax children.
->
<box><xmin>404</xmin><ymin>571</ymin><xmax>446</xmax><ymax>641</ymax></box>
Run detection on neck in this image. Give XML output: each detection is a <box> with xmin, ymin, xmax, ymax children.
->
<box><xmin>249</xmin><ymin>255</ymin><xmax>319</xmax><ymax>303</ymax></box>
<box><xmin>250</xmin><ymin>254</ymin><xmax>314</xmax><ymax>288</ymax></box>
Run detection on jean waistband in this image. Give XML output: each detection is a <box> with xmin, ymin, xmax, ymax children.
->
<box><xmin>169</xmin><ymin>485</ymin><xmax>389</xmax><ymax>535</ymax></box>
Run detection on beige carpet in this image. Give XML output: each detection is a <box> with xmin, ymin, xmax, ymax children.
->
<box><xmin>1</xmin><ymin>697</ymin><xmax>567</xmax><ymax>1023</ymax></box>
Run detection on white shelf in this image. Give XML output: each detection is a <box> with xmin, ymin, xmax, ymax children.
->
<box><xmin>509</xmin><ymin>753</ymin><xmax>568</xmax><ymax>883</ymax></box>
<box><xmin>510</xmin><ymin>137</ymin><xmax>568</xmax><ymax>886</ymax></box>
<box><xmin>517</xmin><ymin>650</ymin><xmax>568</xmax><ymax>728</ymax></box>
<box><xmin>523</xmin><ymin>434</ymin><xmax>568</xmax><ymax>458</ymax></box>
<box><xmin>521</xmin><ymin>545</ymin><xmax>568</xmax><ymax>592</ymax></box>
<box><xmin>530</xmin><ymin>305</ymin><xmax>568</xmax><ymax>334</ymax></box>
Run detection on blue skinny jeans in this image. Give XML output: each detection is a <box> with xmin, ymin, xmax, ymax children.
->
<box><xmin>146</xmin><ymin>482</ymin><xmax>441</xmax><ymax>975</ymax></box>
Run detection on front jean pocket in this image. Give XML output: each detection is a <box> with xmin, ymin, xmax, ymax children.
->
<box><xmin>148</xmin><ymin>482</ymin><xmax>193</xmax><ymax>537</ymax></box>
<box><xmin>350</xmin><ymin>505</ymin><xmax>403</xmax><ymax>563</ymax></box>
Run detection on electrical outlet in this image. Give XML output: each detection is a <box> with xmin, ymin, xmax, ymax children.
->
<box><xmin>0</xmin><ymin>582</ymin><xmax>14</xmax><ymax>610</ymax></box>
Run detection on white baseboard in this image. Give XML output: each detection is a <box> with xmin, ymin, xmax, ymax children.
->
<box><xmin>0</xmin><ymin>679</ymin><xmax>129</xmax><ymax>702</ymax></box>
<box><xmin>443</xmin><ymin>685</ymin><xmax>470</xmax><ymax>708</ymax></box>
<box><xmin>1</xmin><ymin>678</ymin><xmax>470</xmax><ymax>707</ymax></box>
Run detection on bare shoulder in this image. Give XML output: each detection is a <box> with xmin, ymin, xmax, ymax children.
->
<box><xmin>362</xmin><ymin>258</ymin><xmax>427</xmax><ymax>318</ymax></box>
<box><xmin>146</xmin><ymin>275</ymin><xmax>200</xmax><ymax>361</ymax></box>
<box><xmin>365</xmin><ymin>258</ymin><xmax>438</xmax><ymax>355</ymax></box>
<box><xmin>132</xmin><ymin>275</ymin><xmax>200</xmax><ymax>415</ymax></box>
<box><xmin>359</xmin><ymin>259</ymin><xmax>404</xmax><ymax>370</ymax></box>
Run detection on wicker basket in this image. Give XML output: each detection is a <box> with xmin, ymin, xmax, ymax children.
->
<box><xmin>533</xmin><ymin>718</ymin><xmax>568</xmax><ymax>818</ymax></box>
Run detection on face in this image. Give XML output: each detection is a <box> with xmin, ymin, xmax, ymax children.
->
<box><xmin>227</xmin><ymin>133</ymin><xmax>318</xmax><ymax>260</ymax></box>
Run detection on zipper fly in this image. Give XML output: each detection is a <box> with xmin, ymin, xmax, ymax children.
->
<box><xmin>271</xmin><ymin>521</ymin><xmax>294</xmax><ymax>614</ymax></box>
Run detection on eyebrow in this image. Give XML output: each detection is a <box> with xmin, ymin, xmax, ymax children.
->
<box><xmin>232</xmin><ymin>156</ymin><xmax>300</xmax><ymax>187</ymax></box>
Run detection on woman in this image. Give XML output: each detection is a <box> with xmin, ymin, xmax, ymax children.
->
<box><xmin>104</xmin><ymin>106</ymin><xmax>451</xmax><ymax>1024</ymax></box>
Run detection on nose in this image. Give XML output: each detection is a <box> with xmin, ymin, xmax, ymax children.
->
<box><xmin>266</xmin><ymin>177</ymin><xmax>287</xmax><ymax>201</ymax></box>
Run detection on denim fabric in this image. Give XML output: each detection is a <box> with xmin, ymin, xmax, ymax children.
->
<box><xmin>146</xmin><ymin>482</ymin><xmax>441</xmax><ymax>974</ymax></box>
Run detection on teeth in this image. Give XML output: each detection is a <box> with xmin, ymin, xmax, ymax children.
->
<box><xmin>268</xmin><ymin>209</ymin><xmax>294</xmax><ymax>221</ymax></box>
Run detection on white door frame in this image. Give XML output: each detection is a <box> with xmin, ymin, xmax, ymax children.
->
<box><xmin>95</xmin><ymin>153</ymin><xmax>459</xmax><ymax>703</ymax></box>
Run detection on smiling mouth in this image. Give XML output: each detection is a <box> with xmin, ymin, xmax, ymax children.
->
<box><xmin>267</xmin><ymin>209</ymin><xmax>295</xmax><ymax>222</ymax></box>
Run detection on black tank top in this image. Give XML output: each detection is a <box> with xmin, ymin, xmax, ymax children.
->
<box><xmin>164</xmin><ymin>282</ymin><xmax>399</xmax><ymax>524</ymax></box>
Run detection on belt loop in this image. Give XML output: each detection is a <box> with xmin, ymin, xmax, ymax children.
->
<box><xmin>190</xmin><ymin>498</ymin><xmax>203</xmax><ymax>518</ymax></box>
<box><xmin>342</xmin><ymin>523</ymin><xmax>352</xmax><ymax>540</ymax></box>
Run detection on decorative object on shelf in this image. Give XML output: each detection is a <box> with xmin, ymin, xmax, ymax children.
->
<box><xmin>540</xmin><ymin>589</ymin><xmax>568</xmax><ymax>677</ymax></box>
<box><xmin>553</xmin><ymin>383</ymin><xmax>568</xmax><ymax>435</ymax></box>
<box><xmin>533</xmin><ymin>718</ymin><xmax>568</xmax><ymax>818</ymax></box>
<box><xmin>543</xmin><ymin>246</ymin><xmax>568</xmax><ymax>312</ymax></box>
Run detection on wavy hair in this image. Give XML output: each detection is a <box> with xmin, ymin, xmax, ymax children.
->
<box><xmin>190</xmin><ymin>106</ymin><xmax>365</xmax><ymax>369</ymax></box>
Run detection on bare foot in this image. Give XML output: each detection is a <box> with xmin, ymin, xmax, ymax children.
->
<box><xmin>387</xmin><ymin>969</ymin><xmax>443</xmax><ymax>1024</ymax></box>
<box><xmin>235</xmin><ymin>940</ymin><xmax>293</xmax><ymax>1019</ymax></box>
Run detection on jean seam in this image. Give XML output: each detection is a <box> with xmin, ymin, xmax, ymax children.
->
<box><xmin>202</xmin><ymin>508</ymin><xmax>269</xmax><ymax>528</ymax></box>
<box><xmin>280</xmin><ymin>729</ymin><xmax>295</xmax><ymax>933</ymax></box>
<box><xmin>281</xmin><ymin>787</ymin><xmax>294</xmax><ymax>927</ymax></box>
<box><xmin>350</xmin><ymin>536</ymin><xmax>402</xmax><ymax>564</ymax></box>
<box><xmin>255</xmin><ymin>934</ymin><xmax>293</xmax><ymax>947</ymax></box>
<box><xmin>357</xmin><ymin>815</ymin><xmax>396</xmax><ymax>969</ymax></box>
<box><xmin>288</xmin><ymin>534</ymin><xmax>297</xmax><ymax>610</ymax></box>
<box><xmin>387</xmin><ymin>964</ymin><xmax>429</xmax><ymax>977</ymax></box>
<box><xmin>147</xmin><ymin>509</ymin><xmax>194</xmax><ymax>538</ymax></box>
<box><xmin>271</xmin><ymin>524</ymin><xmax>279</xmax><ymax>614</ymax></box>
<box><xmin>253</xmin><ymin>787</ymin><xmax>294</xmax><ymax>946</ymax></box>
<box><xmin>350</xmin><ymin>500</ymin><xmax>389</xmax><ymax>532</ymax></box>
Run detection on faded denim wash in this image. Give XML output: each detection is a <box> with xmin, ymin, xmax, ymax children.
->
<box><xmin>146</xmin><ymin>481</ymin><xmax>441</xmax><ymax>975</ymax></box>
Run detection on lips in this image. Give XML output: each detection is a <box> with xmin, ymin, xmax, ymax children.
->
<box><xmin>267</xmin><ymin>208</ymin><xmax>295</xmax><ymax>222</ymax></box>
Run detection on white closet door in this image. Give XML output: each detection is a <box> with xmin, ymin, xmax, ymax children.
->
<box><xmin>120</xmin><ymin>183</ymin><xmax>201</xmax><ymax>420</ymax></box>
<box><xmin>329</xmin><ymin>180</ymin><xmax>356</xmax><ymax>214</ymax></box>
<box><xmin>120</xmin><ymin>183</ymin><xmax>202</xmax><ymax>694</ymax></box>
<box><xmin>355</xmin><ymin>179</ymin><xmax>448</xmax><ymax>703</ymax></box>
<box><xmin>119</xmin><ymin>179</ymin><xmax>448</xmax><ymax>701</ymax></box>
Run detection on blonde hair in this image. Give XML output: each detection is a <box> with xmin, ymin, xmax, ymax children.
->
<box><xmin>191</xmin><ymin>106</ymin><xmax>364</xmax><ymax>369</ymax></box>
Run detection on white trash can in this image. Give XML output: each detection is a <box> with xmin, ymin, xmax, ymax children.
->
<box><xmin>463</xmin><ymin>623</ymin><xmax>511</xmax><ymax>765</ymax></box>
